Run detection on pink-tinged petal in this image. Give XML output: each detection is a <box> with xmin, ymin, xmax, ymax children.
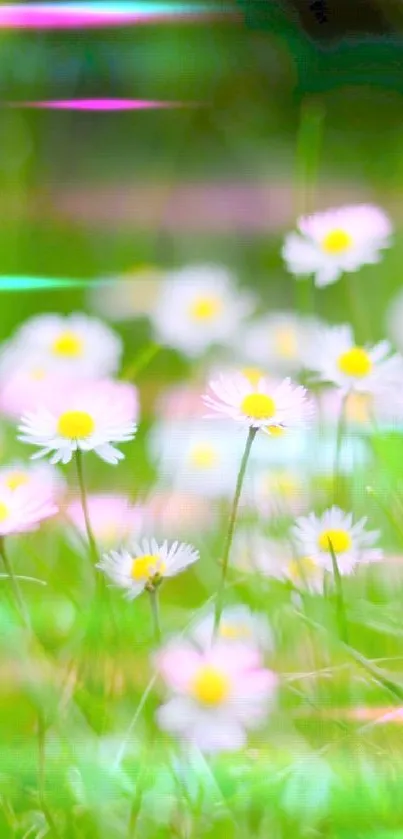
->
<box><xmin>155</xmin><ymin>643</ymin><xmax>201</xmax><ymax>691</ymax></box>
<box><xmin>189</xmin><ymin>714</ymin><xmax>246</xmax><ymax>753</ymax></box>
<box><xmin>156</xmin><ymin>696</ymin><xmax>196</xmax><ymax>734</ymax></box>
<box><xmin>208</xmin><ymin>642</ymin><xmax>262</xmax><ymax>674</ymax></box>
<box><xmin>314</xmin><ymin>263</ymin><xmax>341</xmax><ymax>288</ymax></box>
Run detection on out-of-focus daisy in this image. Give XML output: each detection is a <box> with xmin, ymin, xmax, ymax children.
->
<box><xmin>18</xmin><ymin>380</ymin><xmax>137</xmax><ymax>465</ymax></box>
<box><xmin>145</xmin><ymin>490</ymin><xmax>215</xmax><ymax>537</ymax></box>
<box><xmin>202</xmin><ymin>373</ymin><xmax>313</xmax><ymax>435</ymax></box>
<box><xmin>191</xmin><ymin>605</ymin><xmax>273</xmax><ymax>652</ymax></box>
<box><xmin>283</xmin><ymin>204</ymin><xmax>392</xmax><ymax>288</ymax></box>
<box><xmin>0</xmin><ymin>362</ymin><xmax>75</xmax><ymax>419</ymax></box>
<box><xmin>292</xmin><ymin>507</ymin><xmax>382</xmax><ymax>575</ymax></box>
<box><xmin>0</xmin><ymin>483</ymin><xmax>57</xmax><ymax>535</ymax></box>
<box><xmin>66</xmin><ymin>494</ymin><xmax>144</xmax><ymax>551</ymax></box>
<box><xmin>88</xmin><ymin>265</ymin><xmax>164</xmax><ymax>321</ymax></box>
<box><xmin>241</xmin><ymin>312</ymin><xmax>323</xmax><ymax>374</ymax></box>
<box><xmin>97</xmin><ymin>538</ymin><xmax>199</xmax><ymax>600</ymax></box>
<box><xmin>250</xmin><ymin>467</ymin><xmax>307</xmax><ymax>518</ymax></box>
<box><xmin>149</xmin><ymin>265</ymin><xmax>254</xmax><ymax>357</ymax></box>
<box><xmin>149</xmin><ymin>420</ymin><xmax>240</xmax><ymax>498</ymax></box>
<box><xmin>231</xmin><ymin>530</ymin><xmax>324</xmax><ymax>592</ymax></box>
<box><xmin>0</xmin><ymin>461</ymin><xmax>65</xmax><ymax>501</ymax></box>
<box><xmin>307</xmin><ymin>324</ymin><xmax>403</xmax><ymax>395</ymax></box>
<box><xmin>156</xmin><ymin>638</ymin><xmax>277</xmax><ymax>753</ymax></box>
<box><xmin>157</xmin><ymin>384</ymin><xmax>207</xmax><ymax>421</ymax></box>
<box><xmin>318</xmin><ymin>388</ymin><xmax>403</xmax><ymax>433</ymax></box>
<box><xmin>2</xmin><ymin>313</ymin><xmax>122</xmax><ymax>378</ymax></box>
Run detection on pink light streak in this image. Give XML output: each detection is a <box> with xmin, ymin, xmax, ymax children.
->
<box><xmin>12</xmin><ymin>99</ymin><xmax>195</xmax><ymax>111</ymax></box>
<box><xmin>0</xmin><ymin>3</ymin><xmax>236</xmax><ymax>29</ymax></box>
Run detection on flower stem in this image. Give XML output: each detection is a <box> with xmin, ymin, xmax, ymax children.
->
<box><xmin>327</xmin><ymin>538</ymin><xmax>349</xmax><ymax>645</ymax></box>
<box><xmin>75</xmin><ymin>449</ymin><xmax>98</xmax><ymax>563</ymax></box>
<box><xmin>148</xmin><ymin>588</ymin><xmax>161</xmax><ymax>645</ymax></box>
<box><xmin>0</xmin><ymin>536</ymin><xmax>31</xmax><ymax>631</ymax></box>
<box><xmin>213</xmin><ymin>427</ymin><xmax>257</xmax><ymax>637</ymax></box>
<box><xmin>333</xmin><ymin>390</ymin><xmax>349</xmax><ymax>505</ymax></box>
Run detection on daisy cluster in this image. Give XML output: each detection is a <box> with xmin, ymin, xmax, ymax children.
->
<box><xmin>1</xmin><ymin>201</ymin><xmax>402</xmax><ymax>766</ymax></box>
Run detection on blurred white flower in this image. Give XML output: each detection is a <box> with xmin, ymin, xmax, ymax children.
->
<box><xmin>283</xmin><ymin>204</ymin><xmax>392</xmax><ymax>288</ymax></box>
<box><xmin>98</xmin><ymin>538</ymin><xmax>199</xmax><ymax>600</ymax></box>
<box><xmin>0</xmin><ymin>483</ymin><xmax>57</xmax><ymax>535</ymax></box>
<box><xmin>292</xmin><ymin>507</ymin><xmax>383</xmax><ymax>576</ymax></box>
<box><xmin>149</xmin><ymin>265</ymin><xmax>254</xmax><ymax>357</ymax></box>
<box><xmin>241</xmin><ymin>311</ymin><xmax>323</xmax><ymax>374</ymax></box>
<box><xmin>306</xmin><ymin>324</ymin><xmax>403</xmax><ymax>396</ymax></box>
<box><xmin>191</xmin><ymin>604</ymin><xmax>273</xmax><ymax>652</ymax></box>
<box><xmin>88</xmin><ymin>265</ymin><xmax>164</xmax><ymax>321</ymax></box>
<box><xmin>1</xmin><ymin>312</ymin><xmax>122</xmax><ymax>378</ymax></box>
<box><xmin>0</xmin><ymin>461</ymin><xmax>65</xmax><ymax>501</ymax></box>
<box><xmin>66</xmin><ymin>494</ymin><xmax>144</xmax><ymax>551</ymax></box>
<box><xmin>156</xmin><ymin>638</ymin><xmax>277</xmax><ymax>753</ymax></box>
<box><xmin>149</xmin><ymin>419</ymin><xmax>240</xmax><ymax>498</ymax></box>
<box><xmin>231</xmin><ymin>529</ymin><xmax>324</xmax><ymax>592</ymax></box>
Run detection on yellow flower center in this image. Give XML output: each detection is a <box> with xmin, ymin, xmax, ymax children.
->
<box><xmin>130</xmin><ymin>553</ymin><xmax>165</xmax><ymax>581</ymax></box>
<box><xmin>5</xmin><ymin>471</ymin><xmax>29</xmax><ymax>490</ymax></box>
<box><xmin>241</xmin><ymin>393</ymin><xmax>276</xmax><ymax>420</ymax></box>
<box><xmin>318</xmin><ymin>529</ymin><xmax>352</xmax><ymax>553</ymax></box>
<box><xmin>266</xmin><ymin>425</ymin><xmax>285</xmax><ymax>436</ymax></box>
<box><xmin>288</xmin><ymin>556</ymin><xmax>317</xmax><ymax>581</ymax></box>
<box><xmin>191</xmin><ymin>665</ymin><xmax>230</xmax><ymax>705</ymax></box>
<box><xmin>189</xmin><ymin>295</ymin><xmax>222</xmax><ymax>321</ymax></box>
<box><xmin>337</xmin><ymin>347</ymin><xmax>372</xmax><ymax>378</ymax></box>
<box><xmin>57</xmin><ymin>410</ymin><xmax>95</xmax><ymax>439</ymax></box>
<box><xmin>189</xmin><ymin>443</ymin><xmax>218</xmax><ymax>469</ymax></box>
<box><xmin>241</xmin><ymin>367</ymin><xmax>265</xmax><ymax>387</ymax></box>
<box><xmin>275</xmin><ymin>327</ymin><xmax>298</xmax><ymax>359</ymax></box>
<box><xmin>0</xmin><ymin>502</ymin><xmax>10</xmax><ymax>522</ymax></box>
<box><xmin>52</xmin><ymin>330</ymin><xmax>84</xmax><ymax>358</ymax></box>
<box><xmin>219</xmin><ymin>622</ymin><xmax>252</xmax><ymax>640</ymax></box>
<box><xmin>321</xmin><ymin>229</ymin><xmax>352</xmax><ymax>254</ymax></box>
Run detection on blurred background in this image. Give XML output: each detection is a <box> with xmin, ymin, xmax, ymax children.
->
<box><xmin>1</xmin><ymin>0</ymin><xmax>403</xmax><ymax>342</ymax></box>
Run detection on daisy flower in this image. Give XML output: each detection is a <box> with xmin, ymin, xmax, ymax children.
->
<box><xmin>149</xmin><ymin>419</ymin><xmax>240</xmax><ymax>498</ymax></box>
<box><xmin>18</xmin><ymin>380</ymin><xmax>137</xmax><ymax>465</ymax></box>
<box><xmin>231</xmin><ymin>530</ymin><xmax>324</xmax><ymax>592</ymax></box>
<box><xmin>307</xmin><ymin>324</ymin><xmax>403</xmax><ymax>395</ymax></box>
<box><xmin>292</xmin><ymin>507</ymin><xmax>383</xmax><ymax>576</ymax></box>
<box><xmin>88</xmin><ymin>265</ymin><xmax>164</xmax><ymax>321</ymax></box>
<box><xmin>97</xmin><ymin>538</ymin><xmax>199</xmax><ymax>600</ymax></box>
<box><xmin>283</xmin><ymin>204</ymin><xmax>392</xmax><ymax>288</ymax></box>
<box><xmin>0</xmin><ymin>461</ymin><xmax>65</xmax><ymax>501</ymax></box>
<box><xmin>149</xmin><ymin>264</ymin><xmax>254</xmax><ymax>357</ymax></box>
<box><xmin>191</xmin><ymin>605</ymin><xmax>273</xmax><ymax>652</ymax></box>
<box><xmin>202</xmin><ymin>372</ymin><xmax>314</xmax><ymax>435</ymax></box>
<box><xmin>0</xmin><ymin>361</ymin><xmax>75</xmax><ymax>419</ymax></box>
<box><xmin>250</xmin><ymin>466</ymin><xmax>307</xmax><ymax>518</ymax></box>
<box><xmin>241</xmin><ymin>311</ymin><xmax>323</xmax><ymax>374</ymax></box>
<box><xmin>66</xmin><ymin>494</ymin><xmax>144</xmax><ymax>551</ymax></box>
<box><xmin>0</xmin><ymin>483</ymin><xmax>57</xmax><ymax>535</ymax></box>
<box><xmin>4</xmin><ymin>312</ymin><xmax>122</xmax><ymax>378</ymax></box>
<box><xmin>156</xmin><ymin>638</ymin><xmax>277</xmax><ymax>753</ymax></box>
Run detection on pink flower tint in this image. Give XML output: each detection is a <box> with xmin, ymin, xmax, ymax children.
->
<box><xmin>145</xmin><ymin>490</ymin><xmax>214</xmax><ymax>536</ymax></box>
<box><xmin>0</xmin><ymin>483</ymin><xmax>57</xmax><ymax>535</ymax></box>
<box><xmin>156</xmin><ymin>639</ymin><xmax>277</xmax><ymax>753</ymax></box>
<box><xmin>0</xmin><ymin>462</ymin><xmax>65</xmax><ymax>503</ymax></box>
<box><xmin>0</xmin><ymin>367</ymin><xmax>76</xmax><ymax>419</ymax></box>
<box><xmin>298</xmin><ymin>204</ymin><xmax>392</xmax><ymax>243</ymax></box>
<box><xmin>66</xmin><ymin>494</ymin><xmax>143</xmax><ymax>550</ymax></box>
<box><xmin>0</xmin><ymin>4</ymin><xmax>231</xmax><ymax>30</ymax></box>
<box><xmin>16</xmin><ymin>99</ymin><xmax>191</xmax><ymax>111</ymax></box>
<box><xmin>157</xmin><ymin>384</ymin><xmax>206</xmax><ymax>421</ymax></box>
